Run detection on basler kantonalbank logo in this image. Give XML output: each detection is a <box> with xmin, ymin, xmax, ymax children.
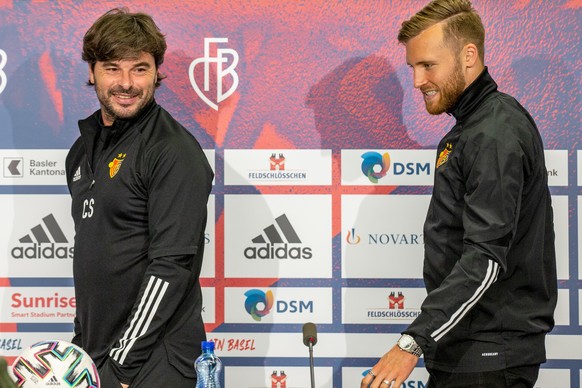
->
<box><xmin>244</xmin><ymin>214</ymin><xmax>312</xmax><ymax>259</ymax></box>
<box><xmin>189</xmin><ymin>38</ymin><xmax>239</xmax><ymax>111</ymax></box>
<box><xmin>12</xmin><ymin>214</ymin><xmax>73</xmax><ymax>259</ymax></box>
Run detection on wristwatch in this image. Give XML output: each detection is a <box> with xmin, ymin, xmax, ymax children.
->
<box><xmin>397</xmin><ymin>334</ymin><xmax>423</xmax><ymax>357</ymax></box>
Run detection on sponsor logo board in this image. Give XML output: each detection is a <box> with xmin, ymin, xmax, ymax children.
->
<box><xmin>342</xmin><ymin>150</ymin><xmax>435</xmax><ymax>186</ymax></box>
<box><xmin>224</xmin><ymin>149</ymin><xmax>332</xmax><ymax>185</ymax></box>
<box><xmin>0</xmin><ymin>150</ymin><xmax>68</xmax><ymax>186</ymax></box>
<box><xmin>342</xmin><ymin>288</ymin><xmax>426</xmax><ymax>324</ymax></box>
<box><xmin>0</xmin><ymin>195</ymin><xmax>73</xmax><ymax>277</ymax></box>
<box><xmin>225</xmin><ymin>287</ymin><xmax>332</xmax><ymax>324</ymax></box>
<box><xmin>342</xmin><ymin>195</ymin><xmax>429</xmax><ymax>279</ymax></box>
<box><xmin>224</xmin><ymin>195</ymin><xmax>332</xmax><ymax>278</ymax></box>
<box><xmin>1</xmin><ymin>287</ymin><xmax>75</xmax><ymax>323</ymax></box>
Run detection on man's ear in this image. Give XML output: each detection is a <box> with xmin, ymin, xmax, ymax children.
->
<box><xmin>463</xmin><ymin>43</ymin><xmax>479</xmax><ymax>68</ymax></box>
<box><xmin>88</xmin><ymin>63</ymin><xmax>95</xmax><ymax>85</ymax></box>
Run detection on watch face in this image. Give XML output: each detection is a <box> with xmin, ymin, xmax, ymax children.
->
<box><xmin>399</xmin><ymin>335</ymin><xmax>412</xmax><ymax>348</ymax></box>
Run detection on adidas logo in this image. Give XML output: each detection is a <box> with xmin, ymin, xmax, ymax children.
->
<box><xmin>244</xmin><ymin>214</ymin><xmax>312</xmax><ymax>259</ymax></box>
<box><xmin>72</xmin><ymin>166</ymin><xmax>81</xmax><ymax>182</ymax></box>
<box><xmin>11</xmin><ymin>214</ymin><xmax>74</xmax><ymax>259</ymax></box>
<box><xmin>46</xmin><ymin>375</ymin><xmax>61</xmax><ymax>386</ymax></box>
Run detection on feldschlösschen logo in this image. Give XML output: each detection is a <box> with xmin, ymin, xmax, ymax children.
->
<box><xmin>244</xmin><ymin>289</ymin><xmax>274</xmax><ymax>321</ymax></box>
<box><xmin>361</xmin><ymin>151</ymin><xmax>390</xmax><ymax>183</ymax></box>
<box><xmin>244</xmin><ymin>214</ymin><xmax>312</xmax><ymax>259</ymax></box>
<box><xmin>12</xmin><ymin>214</ymin><xmax>73</xmax><ymax>259</ymax></box>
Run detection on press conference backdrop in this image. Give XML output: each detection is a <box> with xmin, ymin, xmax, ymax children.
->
<box><xmin>0</xmin><ymin>1</ymin><xmax>580</xmax><ymax>387</ymax></box>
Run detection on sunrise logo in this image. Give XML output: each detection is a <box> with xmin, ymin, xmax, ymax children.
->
<box><xmin>361</xmin><ymin>151</ymin><xmax>390</xmax><ymax>183</ymax></box>
<box><xmin>244</xmin><ymin>289</ymin><xmax>274</xmax><ymax>322</ymax></box>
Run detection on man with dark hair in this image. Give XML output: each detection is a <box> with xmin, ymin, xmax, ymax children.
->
<box><xmin>66</xmin><ymin>8</ymin><xmax>213</xmax><ymax>388</ymax></box>
<box><xmin>362</xmin><ymin>1</ymin><xmax>557</xmax><ymax>387</ymax></box>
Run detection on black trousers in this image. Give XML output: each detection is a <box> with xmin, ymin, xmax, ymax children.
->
<box><xmin>427</xmin><ymin>365</ymin><xmax>540</xmax><ymax>388</ymax></box>
<box><xmin>98</xmin><ymin>341</ymin><xmax>197</xmax><ymax>388</ymax></box>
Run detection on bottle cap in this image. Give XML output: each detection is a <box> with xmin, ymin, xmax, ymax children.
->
<box><xmin>201</xmin><ymin>341</ymin><xmax>215</xmax><ymax>351</ymax></box>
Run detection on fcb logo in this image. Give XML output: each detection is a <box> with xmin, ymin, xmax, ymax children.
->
<box><xmin>108</xmin><ymin>153</ymin><xmax>126</xmax><ymax>178</ymax></box>
<box><xmin>436</xmin><ymin>143</ymin><xmax>453</xmax><ymax>169</ymax></box>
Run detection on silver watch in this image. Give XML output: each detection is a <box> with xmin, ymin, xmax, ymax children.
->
<box><xmin>397</xmin><ymin>334</ymin><xmax>423</xmax><ymax>357</ymax></box>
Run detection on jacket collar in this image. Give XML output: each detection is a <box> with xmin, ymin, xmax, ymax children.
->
<box><xmin>447</xmin><ymin>67</ymin><xmax>498</xmax><ymax>122</ymax></box>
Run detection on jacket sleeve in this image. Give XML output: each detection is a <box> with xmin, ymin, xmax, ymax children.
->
<box><xmin>107</xmin><ymin>137</ymin><xmax>213</xmax><ymax>384</ymax></box>
<box><xmin>405</xmin><ymin>129</ymin><xmax>525</xmax><ymax>354</ymax></box>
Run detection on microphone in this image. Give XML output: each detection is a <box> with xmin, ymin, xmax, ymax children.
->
<box><xmin>302</xmin><ymin>322</ymin><xmax>317</xmax><ymax>346</ymax></box>
<box><xmin>302</xmin><ymin>322</ymin><xmax>317</xmax><ymax>388</ymax></box>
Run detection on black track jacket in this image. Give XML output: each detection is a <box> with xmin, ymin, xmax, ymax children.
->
<box><xmin>66</xmin><ymin>100</ymin><xmax>213</xmax><ymax>384</ymax></box>
<box><xmin>404</xmin><ymin>68</ymin><xmax>557</xmax><ymax>372</ymax></box>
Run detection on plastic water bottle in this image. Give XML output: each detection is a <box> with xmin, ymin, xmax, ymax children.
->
<box><xmin>195</xmin><ymin>341</ymin><xmax>222</xmax><ymax>388</ymax></box>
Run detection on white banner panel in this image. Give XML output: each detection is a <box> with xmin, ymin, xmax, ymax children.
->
<box><xmin>224</xmin><ymin>149</ymin><xmax>331</xmax><ymax>186</ymax></box>
<box><xmin>0</xmin><ymin>333</ymin><xmax>75</xmax><ymax>358</ymax></box>
<box><xmin>0</xmin><ymin>287</ymin><xmax>75</xmax><ymax>323</ymax></box>
<box><xmin>0</xmin><ymin>194</ymin><xmax>73</xmax><ymax>277</ymax></box>
<box><xmin>535</xmin><ymin>369</ymin><xmax>571</xmax><ymax>388</ymax></box>
<box><xmin>342</xmin><ymin>195</ymin><xmax>429</xmax><ymax>279</ymax></box>
<box><xmin>578</xmin><ymin>150</ymin><xmax>582</xmax><ymax>186</ymax></box>
<box><xmin>546</xmin><ymin>335</ymin><xmax>582</xmax><ymax>360</ymax></box>
<box><xmin>203</xmin><ymin>149</ymin><xmax>216</xmax><ymax>185</ymax></box>
<box><xmin>224</xmin><ymin>287</ymin><xmax>332</xmax><ymax>324</ymax></box>
<box><xmin>201</xmin><ymin>287</ymin><xmax>215</xmax><ymax>324</ymax></box>
<box><xmin>226</xmin><ymin>366</ymin><xmax>333</xmax><ymax>388</ymax></box>
<box><xmin>0</xmin><ymin>150</ymin><xmax>67</xmax><ymax>186</ymax></box>
<box><xmin>551</xmin><ymin>195</ymin><xmax>568</xmax><ymax>280</ymax></box>
<box><xmin>342</xmin><ymin>367</ymin><xmax>428</xmax><ymax>388</ymax></box>
<box><xmin>544</xmin><ymin>150</ymin><xmax>568</xmax><ymax>187</ymax></box>
<box><xmin>553</xmin><ymin>289</ymin><xmax>569</xmax><ymax>326</ymax></box>
<box><xmin>342</xmin><ymin>287</ymin><xmax>426</xmax><ymax>324</ymax></box>
<box><xmin>200</xmin><ymin>195</ymin><xmax>216</xmax><ymax>278</ymax></box>
<box><xmin>579</xmin><ymin>197</ymin><xmax>582</xmax><ymax>280</ymax></box>
<box><xmin>341</xmin><ymin>149</ymin><xmax>435</xmax><ymax>186</ymax></box>
<box><xmin>225</xmin><ymin>195</ymin><xmax>332</xmax><ymax>278</ymax></box>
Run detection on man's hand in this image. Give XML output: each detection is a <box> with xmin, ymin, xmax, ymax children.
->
<box><xmin>360</xmin><ymin>344</ymin><xmax>419</xmax><ymax>388</ymax></box>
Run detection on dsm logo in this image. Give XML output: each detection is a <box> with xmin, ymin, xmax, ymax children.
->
<box><xmin>244</xmin><ymin>289</ymin><xmax>314</xmax><ymax>322</ymax></box>
<box><xmin>361</xmin><ymin>151</ymin><xmax>430</xmax><ymax>183</ymax></box>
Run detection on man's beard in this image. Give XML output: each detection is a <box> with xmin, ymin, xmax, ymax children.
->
<box><xmin>425</xmin><ymin>60</ymin><xmax>465</xmax><ymax>115</ymax></box>
<box><xmin>96</xmin><ymin>84</ymin><xmax>153</xmax><ymax>124</ymax></box>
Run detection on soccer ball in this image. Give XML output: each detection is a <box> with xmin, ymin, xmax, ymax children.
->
<box><xmin>9</xmin><ymin>340</ymin><xmax>100</xmax><ymax>387</ymax></box>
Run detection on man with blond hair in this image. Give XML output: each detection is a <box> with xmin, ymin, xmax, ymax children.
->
<box><xmin>362</xmin><ymin>1</ymin><xmax>557</xmax><ymax>387</ymax></box>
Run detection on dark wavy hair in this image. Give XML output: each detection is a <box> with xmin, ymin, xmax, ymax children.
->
<box><xmin>397</xmin><ymin>0</ymin><xmax>485</xmax><ymax>63</ymax></box>
<box><xmin>82</xmin><ymin>8</ymin><xmax>167</xmax><ymax>87</ymax></box>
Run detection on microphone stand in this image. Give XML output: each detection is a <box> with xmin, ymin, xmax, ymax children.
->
<box><xmin>308</xmin><ymin>340</ymin><xmax>315</xmax><ymax>388</ymax></box>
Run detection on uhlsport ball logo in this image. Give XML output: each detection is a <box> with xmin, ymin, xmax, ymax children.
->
<box><xmin>244</xmin><ymin>289</ymin><xmax>274</xmax><ymax>322</ymax></box>
<box><xmin>10</xmin><ymin>340</ymin><xmax>100</xmax><ymax>387</ymax></box>
<box><xmin>361</xmin><ymin>151</ymin><xmax>390</xmax><ymax>183</ymax></box>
